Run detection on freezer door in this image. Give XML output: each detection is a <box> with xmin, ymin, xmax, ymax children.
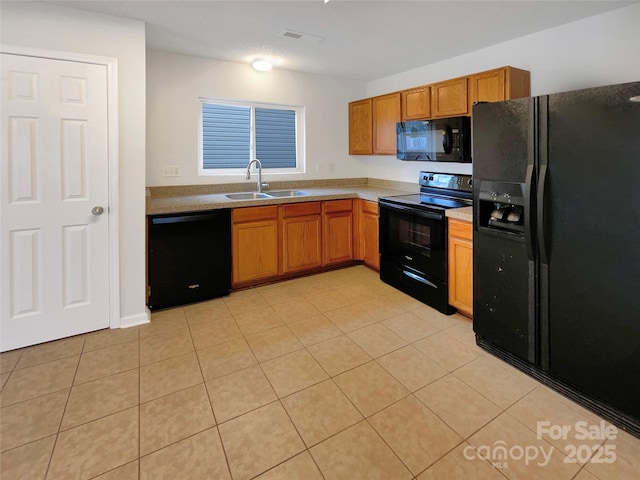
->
<box><xmin>472</xmin><ymin>98</ymin><xmax>531</xmax><ymax>183</ymax></box>
<box><xmin>542</xmin><ymin>82</ymin><xmax>640</xmax><ymax>421</ymax></box>
<box><xmin>472</xmin><ymin>98</ymin><xmax>537</xmax><ymax>363</ymax></box>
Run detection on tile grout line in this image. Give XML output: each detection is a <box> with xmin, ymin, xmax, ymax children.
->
<box><xmin>188</xmin><ymin>302</ymin><xmax>236</xmax><ymax>479</ymax></box>
<box><xmin>42</xmin><ymin>334</ymin><xmax>86</xmax><ymax>479</ymax></box>
<box><xmin>5</xmin><ymin>267</ymin><xmax>635</xmax><ymax>479</ymax></box>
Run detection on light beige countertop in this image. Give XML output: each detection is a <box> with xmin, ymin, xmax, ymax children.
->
<box><xmin>445</xmin><ymin>206</ymin><xmax>473</xmax><ymax>222</ymax></box>
<box><xmin>146</xmin><ymin>179</ymin><xmax>417</xmax><ymax>215</ymax></box>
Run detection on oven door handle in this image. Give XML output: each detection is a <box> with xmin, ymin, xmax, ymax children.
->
<box><xmin>379</xmin><ymin>202</ymin><xmax>444</xmax><ymax>221</ymax></box>
<box><xmin>402</xmin><ymin>270</ymin><xmax>438</xmax><ymax>289</ymax></box>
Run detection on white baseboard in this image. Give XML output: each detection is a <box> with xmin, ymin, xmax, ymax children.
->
<box><xmin>119</xmin><ymin>310</ymin><xmax>150</xmax><ymax>328</ymax></box>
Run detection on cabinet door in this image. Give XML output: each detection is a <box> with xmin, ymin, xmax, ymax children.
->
<box><xmin>323</xmin><ymin>200</ymin><xmax>354</xmax><ymax>265</ymax></box>
<box><xmin>349</xmin><ymin>98</ymin><xmax>372</xmax><ymax>155</ymax></box>
<box><xmin>431</xmin><ymin>77</ymin><xmax>469</xmax><ymax>117</ymax></box>
<box><xmin>324</xmin><ymin>212</ymin><xmax>353</xmax><ymax>265</ymax></box>
<box><xmin>469</xmin><ymin>68</ymin><xmax>506</xmax><ymax>103</ymax></box>
<box><xmin>469</xmin><ymin>67</ymin><xmax>531</xmax><ymax>111</ymax></box>
<box><xmin>361</xmin><ymin>201</ymin><xmax>379</xmax><ymax>270</ymax></box>
<box><xmin>232</xmin><ymin>206</ymin><xmax>279</xmax><ymax>284</ymax></box>
<box><xmin>282</xmin><ymin>203</ymin><xmax>322</xmax><ymax>273</ymax></box>
<box><xmin>372</xmin><ymin>93</ymin><xmax>401</xmax><ymax>154</ymax></box>
<box><xmin>401</xmin><ymin>86</ymin><xmax>430</xmax><ymax>120</ymax></box>
<box><xmin>362</xmin><ymin>213</ymin><xmax>379</xmax><ymax>270</ymax></box>
<box><xmin>448</xmin><ymin>219</ymin><xmax>473</xmax><ymax>316</ymax></box>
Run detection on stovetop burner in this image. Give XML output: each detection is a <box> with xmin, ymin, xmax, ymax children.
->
<box><xmin>386</xmin><ymin>194</ymin><xmax>470</xmax><ymax>209</ymax></box>
<box><xmin>379</xmin><ymin>172</ymin><xmax>473</xmax><ymax>211</ymax></box>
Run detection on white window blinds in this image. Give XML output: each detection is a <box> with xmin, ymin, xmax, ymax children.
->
<box><xmin>201</xmin><ymin>101</ymin><xmax>299</xmax><ymax>170</ymax></box>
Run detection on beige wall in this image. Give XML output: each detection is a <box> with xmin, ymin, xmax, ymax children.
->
<box><xmin>1</xmin><ymin>1</ymin><xmax>148</xmax><ymax>325</ymax></box>
<box><xmin>365</xmin><ymin>3</ymin><xmax>640</xmax><ymax>183</ymax></box>
<box><xmin>146</xmin><ymin>49</ymin><xmax>367</xmax><ymax>187</ymax></box>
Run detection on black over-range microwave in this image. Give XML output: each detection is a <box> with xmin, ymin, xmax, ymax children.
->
<box><xmin>396</xmin><ymin>116</ymin><xmax>471</xmax><ymax>162</ymax></box>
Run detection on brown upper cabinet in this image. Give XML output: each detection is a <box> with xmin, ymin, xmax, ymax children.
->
<box><xmin>372</xmin><ymin>93</ymin><xmax>401</xmax><ymax>155</ymax></box>
<box><xmin>401</xmin><ymin>86</ymin><xmax>430</xmax><ymax>120</ymax></box>
<box><xmin>469</xmin><ymin>66</ymin><xmax>531</xmax><ymax>107</ymax></box>
<box><xmin>431</xmin><ymin>77</ymin><xmax>469</xmax><ymax>117</ymax></box>
<box><xmin>348</xmin><ymin>98</ymin><xmax>373</xmax><ymax>155</ymax></box>
<box><xmin>348</xmin><ymin>66</ymin><xmax>530</xmax><ymax>155</ymax></box>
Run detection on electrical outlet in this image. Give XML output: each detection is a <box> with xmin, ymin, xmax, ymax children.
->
<box><xmin>162</xmin><ymin>166</ymin><xmax>181</xmax><ymax>177</ymax></box>
<box><xmin>328</xmin><ymin>163</ymin><xmax>334</xmax><ymax>173</ymax></box>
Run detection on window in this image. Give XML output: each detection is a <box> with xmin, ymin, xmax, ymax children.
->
<box><xmin>199</xmin><ymin>98</ymin><xmax>304</xmax><ymax>175</ymax></box>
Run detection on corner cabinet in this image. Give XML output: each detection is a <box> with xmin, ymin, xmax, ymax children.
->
<box><xmin>348</xmin><ymin>94</ymin><xmax>400</xmax><ymax>155</ymax></box>
<box><xmin>348</xmin><ymin>98</ymin><xmax>373</xmax><ymax>155</ymax></box>
<box><xmin>448</xmin><ymin>218</ymin><xmax>473</xmax><ymax>317</ymax></box>
<box><xmin>232</xmin><ymin>206</ymin><xmax>279</xmax><ymax>285</ymax></box>
<box><xmin>282</xmin><ymin>202</ymin><xmax>322</xmax><ymax>274</ymax></box>
<box><xmin>323</xmin><ymin>199</ymin><xmax>354</xmax><ymax>266</ymax></box>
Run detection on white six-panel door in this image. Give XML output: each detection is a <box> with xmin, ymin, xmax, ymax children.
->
<box><xmin>1</xmin><ymin>53</ymin><xmax>110</xmax><ymax>351</ymax></box>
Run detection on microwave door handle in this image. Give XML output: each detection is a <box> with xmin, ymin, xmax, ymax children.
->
<box><xmin>442</xmin><ymin>125</ymin><xmax>453</xmax><ymax>154</ymax></box>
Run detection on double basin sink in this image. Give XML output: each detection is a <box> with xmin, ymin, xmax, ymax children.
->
<box><xmin>225</xmin><ymin>190</ymin><xmax>307</xmax><ymax>200</ymax></box>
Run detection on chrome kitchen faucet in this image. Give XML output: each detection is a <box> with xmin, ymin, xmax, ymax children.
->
<box><xmin>245</xmin><ymin>159</ymin><xmax>269</xmax><ymax>193</ymax></box>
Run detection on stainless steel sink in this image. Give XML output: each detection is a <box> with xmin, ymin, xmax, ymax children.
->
<box><xmin>265</xmin><ymin>190</ymin><xmax>307</xmax><ymax>198</ymax></box>
<box><xmin>224</xmin><ymin>190</ymin><xmax>308</xmax><ymax>200</ymax></box>
<box><xmin>225</xmin><ymin>192</ymin><xmax>272</xmax><ymax>200</ymax></box>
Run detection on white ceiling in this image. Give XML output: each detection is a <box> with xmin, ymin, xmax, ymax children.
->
<box><xmin>53</xmin><ymin>0</ymin><xmax>635</xmax><ymax>81</ymax></box>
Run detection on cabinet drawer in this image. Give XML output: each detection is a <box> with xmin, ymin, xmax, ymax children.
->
<box><xmin>232</xmin><ymin>205</ymin><xmax>278</xmax><ymax>223</ymax></box>
<box><xmin>449</xmin><ymin>219</ymin><xmax>472</xmax><ymax>240</ymax></box>
<box><xmin>324</xmin><ymin>199</ymin><xmax>353</xmax><ymax>213</ymax></box>
<box><xmin>361</xmin><ymin>200</ymin><xmax>379</xmax><ymax>215</ymax></box>
<box><xmin>282</xmin><ymin>202</ymin><xmax>322</xmax><ymax>218</ymax></box>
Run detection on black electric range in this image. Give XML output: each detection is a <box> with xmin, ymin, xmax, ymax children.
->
<box><xmin>378</xmin><ymin>172</ymin><xmax>472</xmax><ymax>314</ymax></box>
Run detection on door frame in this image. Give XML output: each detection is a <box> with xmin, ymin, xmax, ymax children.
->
<box><xmin>1</xmin><ymin>43</ymin><xmax>121</xmax><ymax>329</ymax></box>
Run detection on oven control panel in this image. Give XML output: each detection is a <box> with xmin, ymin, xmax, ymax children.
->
<box><xmin>419</xmin><ymin>172</ymin><xmax>473</xmax><ymax>193</ymax></box>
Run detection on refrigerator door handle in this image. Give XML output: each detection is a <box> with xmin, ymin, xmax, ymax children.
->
<box><xmin>524</xmin><ymin>164</ymin><xmax>535</xmax><ymax>261</ymax></box>
<box><xmin>537</xmin><ymin>164</ymin><xmax>549</xmax><ymax>264</ymax></box>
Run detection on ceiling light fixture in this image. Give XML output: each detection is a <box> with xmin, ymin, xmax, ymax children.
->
<box><xmin>252</xmin><ymin>60</ymin><xmax>272</xmax><ymax>72</ymax></box>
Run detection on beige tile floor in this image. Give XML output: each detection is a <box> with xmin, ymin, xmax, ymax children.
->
<box><xmin>1</xmin><ymin>265</ymin><xmax>639</xmax><ymax>479</ymax></box>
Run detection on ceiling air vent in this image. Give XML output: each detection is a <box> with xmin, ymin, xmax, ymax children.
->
<box><xmin>282</xmin><ymin>31</ymin><xmax>303</xmax><ymax>40</ymax></box>
<box><xmin>279</xmin><ymin>30</ymin><xmax>325</xmax><ymax>43</ymax></box>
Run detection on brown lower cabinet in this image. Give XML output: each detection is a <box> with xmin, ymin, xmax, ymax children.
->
<box><xmin>231</xmin><ymin>199</ymin><xmax>379</xmax><ymax>287</ymax></box>
<box><xmin>232</xmin><ymin>206</ymin><xmax>279</xmax><ymax>285</ymax></box>
<box><xmin>448</xmin><ymin>218</ymin><xmax>473</xmax><ymax>317</ymax></box>
<box><xmin>282</xmin><ymin>202</ymin><xmax>322</xmax><ymax>274</ymax></box>
<box><xmin>359</xmin><ymin>199</ymin><xmax>380</xmax><ymax>270</ymax></box>
<box><xmin>323</xmin><ymin>199</ymin><xmax>354</xmax><ymax>266</ymax></box>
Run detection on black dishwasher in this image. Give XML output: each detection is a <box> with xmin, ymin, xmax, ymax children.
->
<box><xmin>147</xmin><ymin>209</ymin><xmax>231</xmax><ymax>310</ymax></box>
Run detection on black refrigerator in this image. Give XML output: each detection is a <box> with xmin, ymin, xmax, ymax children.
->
<box><xmin>472</xmin><ymin>81</ymin><xmax>640</xmax><ymax>436</ymax></box>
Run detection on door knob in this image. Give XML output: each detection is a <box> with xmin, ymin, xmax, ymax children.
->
<box><xmin>91</xmin><ymin>206</ymin><xmax>105</xmax><ymax>216</ymax></box>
